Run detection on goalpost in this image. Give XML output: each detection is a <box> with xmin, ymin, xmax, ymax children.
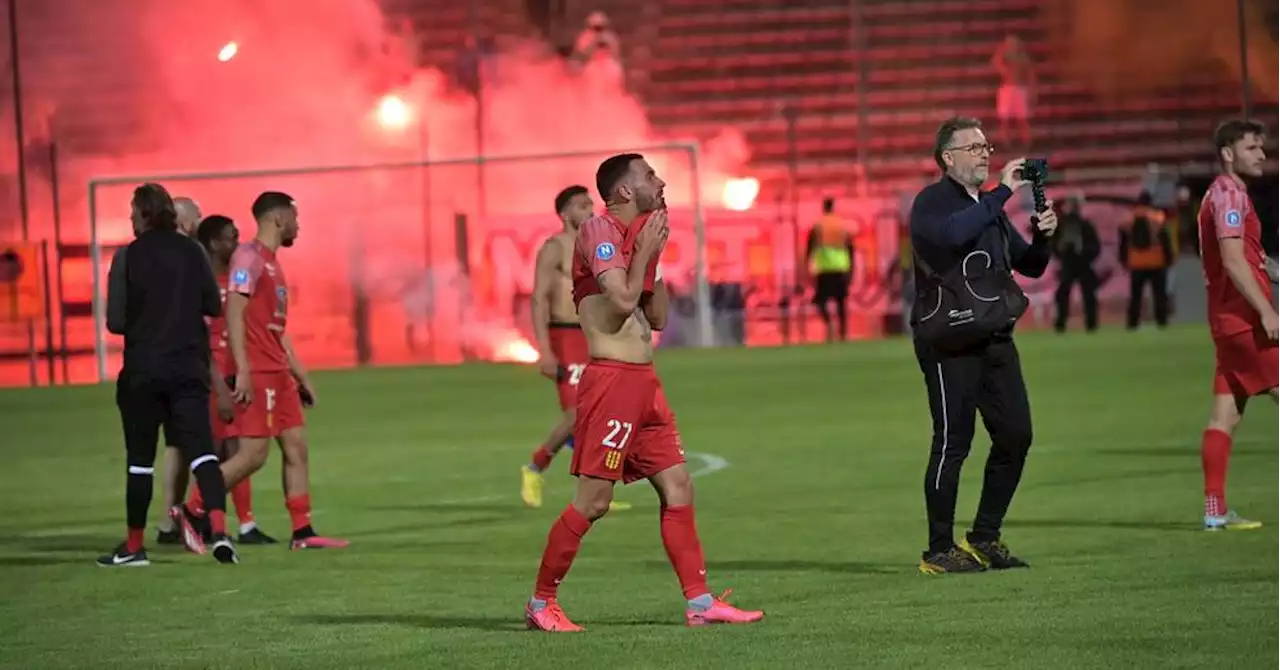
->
<box><xmin>86</xmin><ymin>143</ymin><xmax>712</xmax><ymax>383</ymax></box>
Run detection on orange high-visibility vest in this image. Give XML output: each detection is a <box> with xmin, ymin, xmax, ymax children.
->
<box><xmin>1127</xmin><ymin>207</ymin><xmax>1167</xmax><ymax>270</ymax></box>
<box><xmin>811</xmin><ymin>215</ymin><xmax>852</xmax><ymax>273</ymax></box>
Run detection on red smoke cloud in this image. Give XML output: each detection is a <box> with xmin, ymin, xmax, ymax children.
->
<box><xmin>0</xmin><ymin>0</ymin><xmax>752</xmax><ymax>372</ymax></box>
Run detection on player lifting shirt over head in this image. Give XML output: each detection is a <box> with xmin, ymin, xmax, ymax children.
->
<box><xmin>524</xmin><ymin>153</ymin><xmax>764</xmax><ymax>632</ymax></box>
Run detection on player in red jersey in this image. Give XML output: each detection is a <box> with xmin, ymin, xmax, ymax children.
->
<box><xmin>187</xmin><ymin>214</ymin><xmax>277</xmax><ymax>545</ymax></box>
<box><xmin>525</xmin><ymin>153</ymin><xmax>763</xmax><ymax>631</ymax></box>
<box><xmin>1196</xmin><ymin>119</ymin><xmax>1276</xmax><ymax>531</ymax></box>
<box><xmin>185</xmin><ymin>192</ymin><xmax>347</xmax><ymax>550</ymax></box>
<box><xmin>520</xmin><ymin>184</ymin><xmax>630</xmax><ymax>513</ymax></box>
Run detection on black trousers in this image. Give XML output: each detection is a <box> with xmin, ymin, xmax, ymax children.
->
<box><xmin>916</xmin><ymin>337</ymin><xmax>1033</xmax><ymax>554</ymax></box>
<box><xmin>1126</xmin><ymin>269</ymin><xmax>1168</xmax><ymax>328</ymax></box>
<box><xmin>812</xmin><ymin>272</ymin><xmax>850</xmax><ymax>341</ymax></box>
<box><xmin>1054</xmin><ymin>267</ymin><xmax>1098</xmax><ymax>331</ymax></box>
<box><xmin>116</xmin><ymin>368</ymin><xmax>226</xmax><ymax>530</ymax></box>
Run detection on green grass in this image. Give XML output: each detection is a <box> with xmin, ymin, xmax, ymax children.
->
<box><xmin>0</xmin><ymin>325</ymin><xmax>1275</xmax><ymax>669</ymax></box>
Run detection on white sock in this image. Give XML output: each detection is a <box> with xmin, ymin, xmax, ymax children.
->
<box><xmin>688</xmin><ymin>593</ymin><xmax>713</xmax><ymax>611</ymax></box>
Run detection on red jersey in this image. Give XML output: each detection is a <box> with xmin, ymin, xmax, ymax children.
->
<box><xmin>572</xmin><ymin>212</ymin><xmax>659</xmax><ymax>307</ymax></box>
<box><xmin>1197</xmin><ymin>174</ymin><xmax>1269</xmax><ymax>338</ymax></box>
<box><xmin>227</xmin><ymin>241</ymin><xmax>290</xmax><ymax>373</ymax></box>
<box><xmin>207</xmin><ymin>269</ymin><xmax>231</xmax><ymax>373</ymax></box>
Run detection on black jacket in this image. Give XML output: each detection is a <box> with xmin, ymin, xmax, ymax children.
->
<box><xmin>1049</xmin><ymin>213</ymin><xmax>1100</xmax><ymax>273</ymax></box>
<box><xmin>909</xmin><ymin>176</ymin><xmax>1051</xmax><ymax>286</ymax></box>
<box><xmin>107</xmin><ymin>229</ymin><xmax>221</xmax><ymax>376</ymax></box>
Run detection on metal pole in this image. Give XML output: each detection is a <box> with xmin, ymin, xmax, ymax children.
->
<box><xmin>784</xmin><ymin>105</ymin><xmax>802</xmax><ymax>343</ymax></box>
<box><xmin>776</xmin><ymin>191</ymin><xmax>790</xmax><ymax>344</ymax></box>
<box><xmin>7</xmin><ymin>0</ymin><xmax>35</xmax><ymax>386</ymax></box>
<box><xmin>1236</xmin><ymin>0</ymin><xmax>1251</xmax><ymax>117</ymax></box>
<box><xmin>89</xmin><ymin>143</ymin><xmax>708</xmax><ymax>187</ymax></box>
<box><xmin>39</xmin><ymin>239</ymin><xmax>53</xmax><ymax>382</ymax></box>
<box><xmin>689</xmin><ymin>144</ymin><xmax>713</xmax><ymax>348</ymax></box>
<box><xmin>89</xmin><ymin>185</ymin><xmax>106</xmax><ymax>383</ymax></box>
<box><xmin>419</xmin><ymin>89</ymin><xmax>435</xmax><ymax>363</ymax></box>
<box><xmin>51</xmin><ymin>140</ymin><xmax>67</xmax><ymax>383</ymax></box>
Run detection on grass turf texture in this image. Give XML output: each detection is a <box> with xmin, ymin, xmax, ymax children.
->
<box><xmin>0</xmin><ymin>325</ymin><xmax>1275</xmax><ymax>669</ymax></box>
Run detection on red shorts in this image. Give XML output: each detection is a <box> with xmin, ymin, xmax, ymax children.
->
<box><xmin>1213</xmin><ymin>328</ymin><xmax>1279</xmax><ymax>397</ymax></box>
<box><xmin>549</xmin><ymin>324</ymin><xmax>589</xmax><ymax>411</ymax></box>
<box><xmin>209</xmin><ymin>392</ymin><xmax>240</xmax><ymax>441</ymax></box>
<box><xmin>235</xmin><ymin>370</ymin><xmax>305</xmax><ymax>438</ymax></box>
<box><xmin>570</xmin><ymin>359</ymin><xmax>685</xmax><ymax>484</ymax></box>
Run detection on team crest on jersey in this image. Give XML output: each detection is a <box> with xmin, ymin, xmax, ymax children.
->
<box><xmin>1225</xmin><ymin>210</ymin><xmax>1242</xmax><ymax>227</ymax></box>
<box><xmin>595</xmin><ymin>242</ymin><xmax>616</xmax><ymax>261</ymax></box>
<box><xmin>232</xmin><ymin>269</ymin><xmax>249</xmax><ymax>285</ymax></box>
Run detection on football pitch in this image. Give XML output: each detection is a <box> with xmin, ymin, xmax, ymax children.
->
<box><xmin>0</xmin><ymin>325</ymin><xmax>1275</xmax><ymax>669</ymax></box>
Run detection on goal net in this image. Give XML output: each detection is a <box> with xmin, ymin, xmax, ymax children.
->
<box><xmin>85</xmin><ymin>143</ymin><xmax>711</xmax><ymax>383</ymax></box>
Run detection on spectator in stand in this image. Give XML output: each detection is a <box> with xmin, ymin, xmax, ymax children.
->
<box><xmin>571</xmin><ymin>11</ymin><xmax>623</xmax><ymax>87</ymax></box>
<box><xmin>456</xmin><ymin>33</ymin><xmax>496</xmax><ymax>96</ymax></box>
<box><xmin>991</xmin><ymin>35</ymin><xmax>1036</xmax><ymax>151</ymax></box>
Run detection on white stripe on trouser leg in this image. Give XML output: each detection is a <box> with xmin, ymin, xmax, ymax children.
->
<box><xmin>128</xmin><ymin>465</ymin><xmax>154</xmax><ymax>475</ymax></box>
<box><xmin>932</xmin><ymin>362</ymin><xmax>949</xmax><ymax>491</ymax></box>
<box><xmin>189</xmin><ymin>454</ymin><xmax>219</xmax><ymax>471</ymax></box>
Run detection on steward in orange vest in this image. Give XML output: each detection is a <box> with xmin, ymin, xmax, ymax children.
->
<box><xmin>1119</xmin><ymin>192</ymin><xmax>1172</xmax><ymax>329</ymax></box>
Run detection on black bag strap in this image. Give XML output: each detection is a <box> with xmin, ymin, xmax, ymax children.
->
<box><xmin>913</xmin><ymin>215</ymin><xmax>1014</xmax><ymax>282</ymax></box>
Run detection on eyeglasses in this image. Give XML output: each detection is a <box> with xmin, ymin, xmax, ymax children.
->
<box><xmin>945</xmin><ymin>143</ymin><xmax>996</xmax><ymax>156</ymax></box>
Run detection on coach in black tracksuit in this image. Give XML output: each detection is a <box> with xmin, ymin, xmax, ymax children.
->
<box><xmin>97</xmin><ymin>183</ymin><xmax>236</xmax><ymax>567</ymax></box>
<box><xmin>908</xmin><ymin>117</ymin><xmax>1056</xmax><ymax>574</ymax></box>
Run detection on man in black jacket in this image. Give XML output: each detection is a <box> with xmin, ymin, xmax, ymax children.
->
<box><xmin>99</xmin><ymin>183</ymin><xmax>238</xmax><ymax>567</ymax></box>
<box><xmin>909</xmin><ymin>117</ymin><xmax>1057</xmax><ymax>575</ymax></box>
<box><xmin>1050</xmin><ymin>194</ymin><xmax>1101</xmax><ymax>332</ymax></box>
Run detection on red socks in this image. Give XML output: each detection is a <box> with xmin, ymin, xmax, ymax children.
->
<box><xmin>185</xmin><ymin>482</ymin><xmax>226</xmax><ymax>535</ymax></box>
<box><xmin>530</xmin><ymin>504</ymin><xmax>710</xmax><ymax>602</ymax></box>
<box><xmin>534</xmin><ymin>505</ymin><xmax>592</xmax><ymax>600</ymax></box>
<box><xmin>127</xmin><ymin>528</ymin><xmax>144</xmax><ymax>553</ymax></box>
<box><xmin>208</xmin><ymin>509</ymin><xmax>227</xmax><ymax>536</ymax></box>
<box><xmin>530</xmin><ymin>446</ymin><xmax>555</xmax><ymax>473</ymax></box>
<box><xmin>187</xmin><ymin>485</ymin><xmax>205</xmax><ymax>517</ymax></box>
<box><xmin>1202</xmin><ymin>428</ymin><xmax>1232</xmax><ymax>516</ymax></box>
<box><xmin>286</xmin><ymin>494</ymin><xmax>312</xmax><ymax>533</ymax></box>
<box><xmin>660</xmin><ymin>505</ymin><xmax>709</xmax><ymax>599</ymax></box>
<box><xmin>231</xmin><ymin>480</ymin><xmax>254</xmax><ymax>525</ymax></box>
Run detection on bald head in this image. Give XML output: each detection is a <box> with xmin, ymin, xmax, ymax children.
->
<box><xmin>173</xmin><ymin>197</ymin><xmax>202</xmax><ymax>237</ymax></box>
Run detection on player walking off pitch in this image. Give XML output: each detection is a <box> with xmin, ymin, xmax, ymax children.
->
<box><xmin>524</xmin><ymin>153</ymin><xmax>764</xmax><ymax>631</ymax></box>
<box><xmin>1196</xmin><ymin>120</ymin><xmax>1276</xmax><ymax>531</ymax></box>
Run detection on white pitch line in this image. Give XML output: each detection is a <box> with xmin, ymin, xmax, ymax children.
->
<box><xmin>27</xmin><ymin>453</ymin><xmax>732</xmax><ymax>543</ymax></box>
<box><xmin>435</xmin><ymin>494</ymin><xmax>504</xmax><ymax>505</ymax></box>
<box><xmin>686</xmin><ymin>451</ymin><xmax>731</xmax><ymax>479</ymax></box>
<box><xmin>21</xmin><ymin>525</ymin><xmax>105</xmax><ymax>539</ymax></box>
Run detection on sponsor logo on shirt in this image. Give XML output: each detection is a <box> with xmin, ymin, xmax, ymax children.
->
<box><xmin>595</xmin><ymin>242</ymin><xmax>616</xmax><ymax>261</ymax></box>
<box><xmin>232</xmin><ymin>269</ymin><xmax>250</xmax><ymax>285</ymax></box>
<box><xmin>1225</xmin><ymin>210</ymin><xmax>1242</xmax><ymax>228</ymax></box>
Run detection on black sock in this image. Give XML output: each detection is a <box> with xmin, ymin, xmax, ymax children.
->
<box><xmin>189</xmin><ymin>454</ymin><xmax>227</xmax><ymax>514</ymax></box>
<box><xmin>292</xmin><ymin>525</ymin><xmax>316</xmax><ymax>540</ymax></box>
<box><xmin>126</xmin><ymin>465</ymin><xmax>155</xmax><ymax>530</ymax></box>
